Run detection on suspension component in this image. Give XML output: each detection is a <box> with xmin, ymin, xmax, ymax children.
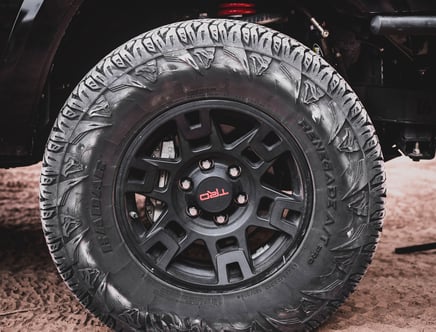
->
<box><xmin>298</xmin><ymin>7</ymin><xmax>330</xmax><ymax>39</ymax></box>
<box><xmin>310</xmin><ymin>17</ymin><xmax>329</xmax><ymax>38</ymax></box>
<box><xmin>218</xmin><ymin>3</ymin><xmax>256</xmax><ymax>17</ymax></box>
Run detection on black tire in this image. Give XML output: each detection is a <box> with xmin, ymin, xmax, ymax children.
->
<box><xmin>40</xmin><ymin>18</ymin><xmax>385</xmax><ymax>331</ymax></box>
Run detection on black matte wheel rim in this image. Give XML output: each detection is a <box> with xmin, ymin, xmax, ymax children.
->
<box><xmin>115</xmin><ymin>99</ymin><xmax>313</xmax><ymax>291</ymax></box>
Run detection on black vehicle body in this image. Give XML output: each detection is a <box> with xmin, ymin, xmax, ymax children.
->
<box><xmin>1</xmin><ymin>0</ymin><xmax>436</xmax><ymax>167</ymax></box>
<box><xmin>0</xmin><ymin>1</ymin><xmax>434</xmax><ymax>331</ymax></box>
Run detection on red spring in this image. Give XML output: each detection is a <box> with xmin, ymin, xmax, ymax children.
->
<box><xmin>218</xmin><ymin>2</ymin><xmax>256</xmax><ymax>16</ymax></box>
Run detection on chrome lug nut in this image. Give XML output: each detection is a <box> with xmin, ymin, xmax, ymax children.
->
<box><xmin>179</xmin><ymin>178</ymin><xmax>193</xmax><ymax>191</ymax></box>
<box><xmin>214</xmin><ymin>215</ymin><xmax>228</xmax><ymax>225</ymax></box>
<box><xmin>235</xmin><ymin>193</ymin><xmax>248</xmax><ymax>205</ymax></box>
<box><xmin>129</xmin><ymin>211</ymin><xmax>139</xmax><ymax>220</ymax></box>
<box><xmin>187</xmin><ymin>206</ymin><xmax>199</xmax><ymax>218</ymax></box>
<box><xmin>199</xmin><ymin>159</ymin><xmax>214</xmax><ymax>171</ymax></box>
<box><xmin>228</xmin><ymin>165</ymin><xmax>241</xmax><ymax>178</ymax></box>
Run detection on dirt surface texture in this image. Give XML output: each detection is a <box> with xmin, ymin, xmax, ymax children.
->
<box><xmin>0</xmin><ymin>156</ymin><xmax>435</xmax><ymax>332</ymax></box>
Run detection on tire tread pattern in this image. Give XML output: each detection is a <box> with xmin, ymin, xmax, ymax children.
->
<box><xmin>40</xmin><ymin>18</ymin><xmax>386</xmax><ymax>331</ymax></box>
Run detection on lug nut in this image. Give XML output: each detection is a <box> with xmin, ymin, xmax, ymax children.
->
<box><xmin>199</xmin><ymin>159</ymin><xmax>214</xmax><ymax>171</ymax></box>
<box><xmin>179</xmin><ymin>178</ymin><xmax>193</xmax><ymax>191</ymax></box>
<box><xmin>129</xmin><ymin>211</ymin><xmax>139</xmax><ymax>220</ymax></box>
<box><xmin>187</xmin><ymin>206</ymin><xmax>199</xmax><ymax>218</ymax></box>
<box><xmin>235</xmin><ymin>193</ymin><xmax>248</xmax><ymax>205</ymax></box>
<box><xmin>214</xmin><ymin>215</ymin><xmax>229</xmax><ymax>225</ymax></box>
<box><xmin>228</xmin><ymin>165</ymin><xmax>241</xmax><ymax>178</ymax></box>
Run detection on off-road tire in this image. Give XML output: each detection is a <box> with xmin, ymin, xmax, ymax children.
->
<box><xmin>40</xmin><ymin>18</ymin><xmax>386</xmax><ymax>331</ymax></box>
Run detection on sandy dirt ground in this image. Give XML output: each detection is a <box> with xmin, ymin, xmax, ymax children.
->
<box><xmin>0</xmin><ymin>156</ymin><xmax>435</xmax><ymax>332</ymax></box>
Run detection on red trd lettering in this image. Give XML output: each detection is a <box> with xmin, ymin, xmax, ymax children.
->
<box><xmin>199</xmin><ymin>188</ymin><xmax>229</xmax><ymax>201</ymax></box>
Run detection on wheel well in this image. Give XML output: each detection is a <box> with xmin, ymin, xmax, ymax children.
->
<box><xmin>35</xmin><ymin>0</ymin><xmax>313</xmax><ymax>158</ymax></box>
<box><xmin>46</xmin><ymin>0</ymin><xmax>433</xmax><ymax>163</ymax></box>
<box><xmin>42</xmin><ymin>1</ymin><xmax>211</xmax><ymax>150</ymax></box>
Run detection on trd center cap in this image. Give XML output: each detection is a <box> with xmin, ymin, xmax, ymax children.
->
<box><xmin>196</xmin><ymin>177</ymin><xmax>233</xmax><ymax>213</ymax></box>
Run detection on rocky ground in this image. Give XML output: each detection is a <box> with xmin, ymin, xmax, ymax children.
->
<box><xmin>0</xmin><ymin>157</ymin><xmax>435</xmax><ymax>331</ymax></box>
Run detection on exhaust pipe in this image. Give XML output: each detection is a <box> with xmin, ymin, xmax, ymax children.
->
<box><xmin>370</xmin><ymin>16</ymin><xmax>436</xmax><ymax>35</ymax></box>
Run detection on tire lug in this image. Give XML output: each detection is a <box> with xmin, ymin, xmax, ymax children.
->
<box><xmin>199</xmin><ymin>159</ymin><xmax>214</xmax><ymax>171</ymax></box>
<box><xmin>228</xmin><ymin>165</ymin><xmax>241</xmax><ymax>178</ymax></box>
<box><xmin>129</xmin><ymin>211</ymin><xmax>139</xmax><ymax>220</ymax></box>
<box><xmin>187</xmin><ymin>206</ymin><xmax>200</xmax><ymax>218</ymax></box>
<box><xmin>235</xmin><ymin>193</ymin><xmax>248</xmax><ymax>205</ymax></box>
<box><xmin>179</xmin><ymin>177</ymin><xmax>193</xmax><ymax>191</ymax></box>
<box><xmin>214</xmin><ymin>215</ymin><xmax>229</xmax><ymax>225</ymax></box>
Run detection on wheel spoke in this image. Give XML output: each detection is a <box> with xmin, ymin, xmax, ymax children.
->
<box><xmin>125</xmin><ymin>181</ymin><xmax>169</xmax><ymax>202</ymax></box>
<box><xmin>259</xmin><ymin>186</ymin><xmax>303</xmax><ymax>209</ymax></box>
<box><xmin>227</xmin><ymin>127</ymin><xmax>259</xmax><ymax>153</ymax></box>
<box><xmin>216</xmin><ymin>249</ymin><xmax>254</xmax><ymax>285</ymax></box>
<box><xmin>176</xmin><ymin>133</ymin><xmax>194</xmax><ymax>160</ymax></box>
<box><xmin>235</xmin><ymin>232</ymin><xmax>252</xmax><ymax>264</ymax></box>
<box><xmin>175</xmin><ymin>109</ymin><xmax>212</xmax><ymax>141</ymax></box>
<box><xmin>176</xmin><ymin>233</ymin><xmax>196</xmax><ymax>254</ymax></box>
<box><xmin>249</xmin><ymin>124</ymin><xmax>288</xmax><ymax>162</ymax></box>
<box><xmin>249</xmin><ymin>158</ymin><xmax>275</xmax><ymax>178</ymax></box>
<box><xmin>228</xmin><ymin>124</ymin><xmax>288</xmax><ymax>174</ymax></box>
<box><xmin>175</xmin><ymin>110</ymin><xmax>217</xmax><ymax>158</ymax></box>
<box><xmin>125</xmin><ymin>180</ymin><xmax>151</xmax><ymax>194</ymax></box>
<box><xmin>229</xmin><ymin>123</ymin><xmax>287</xmax><ymax>161</ymax></box>
<box><xmin>268</xmin><ymin>197</ymin><xmax>302</xmax><ymax>237</ymax></box>
<box><xmin>126</xmin><ymin>159</ymin><xmax>160</xmax><ymax>193</ymax></box>
<box><xmin>204</xmin><ymin>238</ymin><xmax>220</xmax><ymax>273</ymax></box>
<box><xmin>132</xmin><ymin>157</ymin><xmax>179</xmax><ymax>172</ymax></box>
<box><xmin>247</xmin><ymin>215</ymin><xmax>279</xmax><ymax>231</ymax></box>
<box><xmin>144</xmin><ymin>208</ymin><xmax>176</xmax><ymax>236</ymax></box>
<box><xmin>208</xmin><ymin>117</ymin><xmax>225</xmax><ymax>151</ymax></box>
<box><xmin>140</xmin><ymin>228</ymin><xmax>180</xmax><ymax>270</ymax></box>
<box><xmin>125</xmin><ymin>157</ymin><xmax>179</xmax><ymax>195</ymax></box>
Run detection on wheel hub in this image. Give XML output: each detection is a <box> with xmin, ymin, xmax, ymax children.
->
<box><xmin>181</xmin><ymin>161</ymin><xmax>241</xmax><ymax>221</ymax></box>
<box><xmin>196</xmin><ymin>176</ymin><xmax>233</xmax><ymax>213</ymax></box>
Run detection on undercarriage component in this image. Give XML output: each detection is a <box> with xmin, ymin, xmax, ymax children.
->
<box><xmin>218</xmin><ymin>2</ymin><xmax>256</xmax><ymax>17</ymax></box>
<box><xmin>354</xmin><ymin>87</ymin><xmax>436</xmax><ymax>125</ymax></box>
<box><xmin>400</xmin><ymin>126</ymin><xmax>435</xmax><ymax>161</ymax></box>
<box><xmin>371</xmin><ymin>16</ymin><xmax>436</xmax><ymax>35</ymax></box>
